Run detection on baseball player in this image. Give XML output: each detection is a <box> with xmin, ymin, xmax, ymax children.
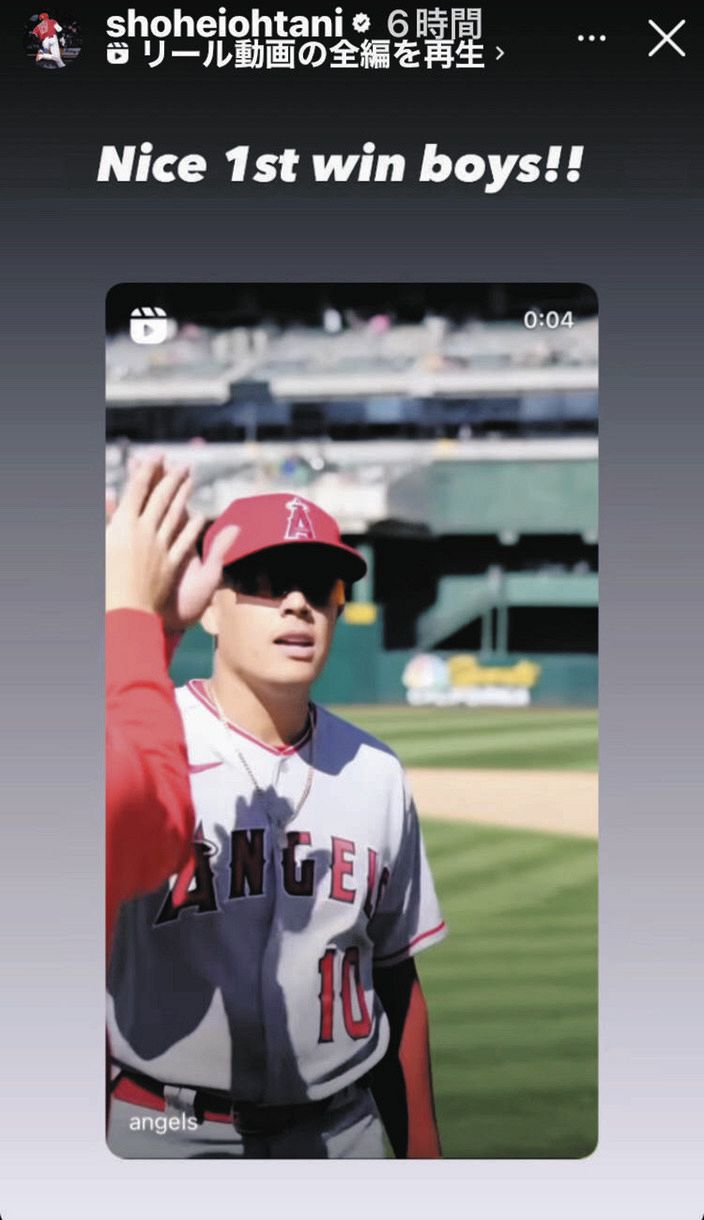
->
<box><xmin>33</xmin><ymin>12</ymin><xmax>66</xmax><ymax>67</ymax></box>
<box><xmin>107</xmin><ymin>493</ymin><xmax>447</xmax><ymax>1159</ymax></box>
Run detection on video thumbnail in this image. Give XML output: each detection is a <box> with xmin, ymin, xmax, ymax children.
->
<box><xmin>106</xmin><ymin>283</ymin><xmax>598</xmax><ymax>1159</ymax></box>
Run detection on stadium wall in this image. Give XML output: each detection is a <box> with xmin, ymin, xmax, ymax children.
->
<box><xmin>171</xmin><ymin>617</ymin><xmax>598</xmax><ymax>708</ymax></box>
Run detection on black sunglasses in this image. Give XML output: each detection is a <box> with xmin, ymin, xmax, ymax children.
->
<box><xmin>223</xmin><ymin>555</ymin><xmax>342</xmax><ymax>609</ymax></box>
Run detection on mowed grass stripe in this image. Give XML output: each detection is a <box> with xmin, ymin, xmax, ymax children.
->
<box><xmin>434</xmin><ymin>1062</ymin><xmax>596</xmax><ymax>1099</ymax></box>
<box><xmin>350</xmin><ymin>717</ymin><xmax>596</xmax><ymax>744</ymax></box>
<box><xmin>329</xmin><ymin>713</ymin><xmax>597</xmax><ymax>741</ymax></box>
<box><xmin>329</xmin><ymin>705</ymin><xmax>598</xmax><ymax>771</ymax></box>
<box><xmin>421</xmin><ymin>836</ymin><xmax>597</xmax><ymax>919</ymax></box>
<box><xmin>434</xmin><ymin>941</ymin><xmax>595</xmax><ymax>966</ymax></box>
<box><xmin>423</xmin><ymin>819</ymin><xmax>596</xmax><ymax>875</ymax></box>
<box><xmin>439</xmin><ymin>854</ymin><xmax>596</xmax><ymax>904</ymax></box>
<box><xmin>418</xmin><ymin>829</ymin><xmax>558</xmax><ymax>874</ymax></box>
<box><xmin>396</xmin><ymin>721</ymin><xmax>595</xmax><ymax>745</ymax></box>
<box><xmin>432</xmin><ymin>931</ymin><xmax>595</xmax><ymax>956</ymax></box>
<box><xmin>401</xmin><ymin>738</ymin><xmax>596</xmax><ymax>770</ymax></box>
<box><xmin>333</xmin><ymin>707</ymin><xmax>598</xmax><ymax>733</ymax></box>
<box><xmin>431</xmin><ymin>854</ymin><xmax>596</xmax><ymax>922</ymax></box>
<box><xmin>426</xmin><ymin>968</ymin><xmax>595</xmax><ymax>1007</ymax></box>
<box><xmin>416</xmin><ymin>818</ymin><xmax>597</xmax><ymax>1157</ymax></box>
<box><xmin>436</xmin><ymin>1104</ymin><xmax>596</xmax><ymax>1159</ymax></box>
<box><xmin>408</xmin><ymin>748</ymin><xmax>595</xmax><ymax>770</ymax></box>
<box><xmin>435</xmin><ymin>998</ymin><xmax>595</xmax><ymax>1022</ymax></box>
<box><xmin>425</xmin><ymin>957</ymin><xmax>596</xmax><ymax>988</ymax></box>
<box><xmin>434</xmin><ymin>1029</ymin><xmax>596</xmax><ymax>1060</ymax></box>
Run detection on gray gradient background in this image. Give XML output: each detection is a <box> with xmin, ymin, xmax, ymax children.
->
<box><xmin>2</xmin><ymin>3</ymin><xmax>703</xmax><ymax>1218</ymax></box>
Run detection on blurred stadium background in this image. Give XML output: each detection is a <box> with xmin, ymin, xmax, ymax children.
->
<box><xmin>106</xmin><ymin>283</ymin><xmax>598</xmax><ymax>1156</ymax></box>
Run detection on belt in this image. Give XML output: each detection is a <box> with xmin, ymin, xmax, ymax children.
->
<box><xmin>111</xmin><ymin>1066</ymin><xmax>358</xmax><ymax>1136</ymax></box>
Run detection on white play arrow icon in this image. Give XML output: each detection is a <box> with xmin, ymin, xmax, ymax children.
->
<box><xmin>130</xmin><ymin>307</ymin><xmax>170</xmax><ymax>345</ymax></box>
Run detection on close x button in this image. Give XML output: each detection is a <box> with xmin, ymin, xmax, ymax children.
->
<box><xmin>647</xmin><ymin>17</ymin><xmax>686</xmax><ymax>57</ymax></box>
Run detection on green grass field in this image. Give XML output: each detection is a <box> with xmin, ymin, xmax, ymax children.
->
<box><xmin>420</xmin><ymin>819</ymin><xmax>598</xmax><ymax>1157</ymax></box>
<box><xmin>328</xmin><ymin>706</ymin><xmax>598</xmax><ymax>771</ymax></box>
<box><xmin>328</xmin><ymin>705</ymin><xmax>598</xmax><ymax>1157</ymax></box>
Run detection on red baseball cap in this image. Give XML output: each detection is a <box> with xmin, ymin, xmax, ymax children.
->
<box><xmin>203</xmin><ymin>493</ymin><xmax>367</xmax><ymax>583</ymax></box>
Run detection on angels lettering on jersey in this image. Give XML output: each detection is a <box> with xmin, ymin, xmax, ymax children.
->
<box><xmin>154</xmin><ymin>818</ymin><xmax>391</xmax><ymax>927</ymax></box>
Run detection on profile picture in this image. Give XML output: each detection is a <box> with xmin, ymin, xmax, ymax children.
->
<box><xmin>24</xmin><ymin>11</ymin><xmax>82</xmax><ymax>69</ymax></box>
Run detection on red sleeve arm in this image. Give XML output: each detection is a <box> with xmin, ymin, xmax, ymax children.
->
<box><xmin>370</xmin><ymin>959</ymin><xmax>442</xmax><ymax>1158</ymax></box>
<box><xmin>106</xmin><ymin>610</ymin><xmax>194</xmax><ymax>945</ymax></box>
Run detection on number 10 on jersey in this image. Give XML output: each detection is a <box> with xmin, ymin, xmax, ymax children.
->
<box><xmin>318</xmin><ymin>947</ymin><xmax>373</xmax><ymax>1042</ymax></box>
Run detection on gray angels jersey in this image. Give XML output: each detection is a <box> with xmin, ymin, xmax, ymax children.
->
<box><xmin>107</xmin><ymin>681</ymin><xmax>447</xmax><ymax>1104</ymax></box>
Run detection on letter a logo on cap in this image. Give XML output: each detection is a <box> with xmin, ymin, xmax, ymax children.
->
<box><xmin>284</xmin><ymin>497</ymin><xmax>316</xmax><ymax>541</ymax></box>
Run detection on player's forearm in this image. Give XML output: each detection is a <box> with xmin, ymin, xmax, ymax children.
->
<box><xmin>106</xmin><ymin>725</ymin><xmax>193</xmax><ymax>894</ymax></box>
<box><xmin>106</xmin><ymin>608</ymin><xmax>168</xmax><ymax>686</ymax></box>
<box><xmin>371</xmin><ymin>962</ymin><xmax>442</xmax><ymax>1158</ymax></box>
<box><xmin>106</xmin><ymin>730</ymin><xmax>191</xmax><ymax>951</ymax></box>
<box><xmin>106</xmin><ymin>610</ymin><xmax>194</xmax><ymax>913</ymax></box>
<box><xmin>106</xmin><ymin>611</ymin><xmax>185</xmax><ymax>752</ymax></box>
<box><xmin>106</xmin><ymin>614</ymin><xmax>189</xmax><ymax>800</ymax></box>
<box><xmin>397</xmin><ymin>976</ymin><xmax>442</xmax><ymax>1157</ymax></box>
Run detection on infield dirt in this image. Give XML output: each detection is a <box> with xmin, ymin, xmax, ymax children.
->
<box><xmin>410</xmin><ymin>767</ymin><xmax>598</xmax><ymax>838</ymax></box>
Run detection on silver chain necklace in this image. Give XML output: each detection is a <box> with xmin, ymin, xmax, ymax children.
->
<box><xmin>206</xmin><ymin>681</ymin><xmax>315</xmax><ymax>820</ymax></box>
